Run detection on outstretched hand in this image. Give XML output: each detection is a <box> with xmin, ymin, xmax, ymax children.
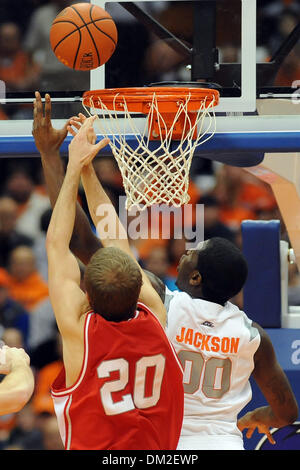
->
<box><xmin>32</xmin><ymin>91</ymin><xmax>71</xmax><ymax>156</ymax></box>
<box><xmin>237</xmin><ymin>410</ymin><xmax>276</xmax><ymax>445</ymax></box>
<box><xmin>68</xmin><ymin>114</ymin><xmax>110</xmax><ymax>168</ymax></box>
<box><xmin>68</xmin><ymin>112</ymin><xmax>95</xmax><ymax>142</ymax></box>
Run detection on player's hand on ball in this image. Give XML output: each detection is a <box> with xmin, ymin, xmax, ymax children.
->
<box><xmin>68</xmin><ymin>115</ymin><xmax>110</xmax><ymax>167</ymax></box>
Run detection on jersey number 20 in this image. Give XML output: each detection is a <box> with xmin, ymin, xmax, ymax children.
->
<box><xmin>97</xmin><ymin>354</ymin><xmax>165</xmax><ymax>415</ymax></box>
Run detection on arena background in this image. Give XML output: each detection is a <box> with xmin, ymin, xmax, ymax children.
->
<box><xmin>0</xmin><ymin>0</ymin><xmax>299</xmax><ymax>451</ymax></box>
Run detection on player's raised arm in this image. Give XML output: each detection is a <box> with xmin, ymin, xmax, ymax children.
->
<box><xmin>45</xmin><ymin>117</ymin><xmax>106</xmax><ymax>335</ymax></box>
<box><xmin>32</xmin><ymin>91</ymin><xmax>102</xmax><ymax>265</ymax></box>
<box><xmin>238</xmin><ymin>323</ymin><xmax>299</xmax><ymax>444</ymax></box>
<box><xmin>69</xmin><ymin>115</ymin><xmax>167</xmax><ymax>327</ymax></box>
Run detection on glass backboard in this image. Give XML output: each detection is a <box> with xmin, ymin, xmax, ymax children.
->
<box><xmin>0</xmin><ymin>0</ymin><xmax>300</xmax><ymax>157</ymax></box>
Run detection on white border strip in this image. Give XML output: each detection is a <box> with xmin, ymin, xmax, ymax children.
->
<box><xmin>1</xmin><ymin>114</ymin><xmax>300</xmax><ymax>137</ymax></box>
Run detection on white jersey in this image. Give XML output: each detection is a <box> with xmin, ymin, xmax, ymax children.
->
<box><xmin>165</xmin><ymin>288</ymin><xmax>260</xmax><ymax>449</ymax></box>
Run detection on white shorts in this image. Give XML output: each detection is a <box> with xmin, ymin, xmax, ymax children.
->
<box><xmin>177</xmin><ymin>435</ymin><xmax>245</xmax><ymax>450</ymax></box>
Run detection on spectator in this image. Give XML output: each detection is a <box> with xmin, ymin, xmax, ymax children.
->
<box><xmin>166</xmin><ymin>237</ymin><xmax>187</xmax><ymax>279</ymax></box>
<box><xmin>0</xmin><ymin>197</ymin><xmax>33</xmax><ymax>268</ymax></box>
<box><xmin>2</xmin><ymin>327</ymin><xmax>24</xmax><ymax>349</ymax></box>
<box><xmin>6</xmin><ymin>404</ymin><xmax>44</xmax><ymax>450</ymax></box>
<box><xmin>0</xmin><ymin>281</ymin><xmax>29</xmax><ymax>347</ymax></box>
<box><xmin>30</xmin><ymin>327</ymin><xmax>62</xmax><ymax>371</ymax></box>
<box><xmin>212</xmin><ymin>165</ymin><xmax>276</xmax><ymax>230</ymax></box>
<box><xmin>0</xmin><ymin>412</ymin><xmax>16</xmax><ymax>447</ymax></box>
<box><xmin>0</xmin><ymin>246</ymin><xmax>48</xmax><ymax>312</ymax></box>
<box><xmin>39</xmin><ymin>415</ymin><xmax>63</xmax><ymax>450</ymax></box>
<box><xmin>32</xmin><ymin>333</ymin><xmax>63</xmax><ymax>416</ymax></box>
<box><xmin>142</xmin><ymin>245</ymin><xmax>177</xmax><ymax>291</ymax></box>
<box><xmin>198</xmin><ymin>194</ymin><xmax>237</xmax><ymax>243</ymax></box>
<box><xmin>143</xmin><ymin>245</ymin><xmax>170</xmax><ymax>281</ymax></box>
<box><xmin>0</xmin><ymin>22</ymin><xmax>40</xmax><ymax>93</ymax></box>
<box><xmin>4</xmin><ymin>168</ymin><xmax>50</xmax><ymax>241</ymax></box>
<box><xmin>263</xmin><ymin>5</ymin><xmax>300</xmax><ymax>51</ymax></box>
<box><xmin>93</xmin><ymin>155</ymin><xmax>123</xmax><ymax>189</ymax></box>
<box><xmin>28</xmin><ymin>298</ymin><xmax>56</xmax><ymax>356</ymax></box>
<box><xmin>0</xmin><ymin>0</ymin><xmax>41</xmax><ymax>36</ymax></box>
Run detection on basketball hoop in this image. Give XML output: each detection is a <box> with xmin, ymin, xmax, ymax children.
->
<box><xmin>82</xmin><ymin>86</ymin><xmax>219</xmax><ymax>210</ymax></box>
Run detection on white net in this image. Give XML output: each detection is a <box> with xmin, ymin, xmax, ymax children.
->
<box><xmin>83</xmin><ymin>91</ymin><xmax>217</xmax><ymax>210</ymax></box>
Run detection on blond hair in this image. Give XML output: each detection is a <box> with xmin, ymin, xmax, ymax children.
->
<box><xmin>84</xmin><ymin>247</ymin><xmax>142</xmax><ymax>322</ymax></box>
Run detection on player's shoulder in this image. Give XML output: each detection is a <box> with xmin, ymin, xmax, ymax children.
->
<box><xmin>164</xmin><ymin>286</ymin><xmax>180</xmax><ymax>309</ymax></box>
<box><xmin>235</xmin><ymin>307</ymin><xmax>261</xmax><ymax>341</ymax></box>
<box><xmin>136</xmin><ymin>302</ymin><xmax>166</xmax><ymax>329</ymax></box>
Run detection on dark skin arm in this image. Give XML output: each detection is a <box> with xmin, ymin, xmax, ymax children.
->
<box><xmin>238</xmin><ymin>322</ymin><xmax>299</xmax><ymax>444</ymax></box>
<box><xmin>32</xmin><ymin>91</ymin><xmax>101</xmax><ymax>265</ymax></box>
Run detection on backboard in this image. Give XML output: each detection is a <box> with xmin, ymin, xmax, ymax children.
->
<box><xmin>0</xmin><ymin>0</ymin><xmax>300</xmax><ymax>161</ymax></box>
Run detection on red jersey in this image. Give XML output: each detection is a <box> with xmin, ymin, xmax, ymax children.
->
<box><xmin>51</xmin><ymin>303</ymin><xmax>184</xmax><ymax>450</ymax></box>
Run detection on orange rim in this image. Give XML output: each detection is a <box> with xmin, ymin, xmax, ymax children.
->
<box><xmin>82</xmin><ymin>86</ymin><xmax>219</xmax><ymax>114</ymax></box>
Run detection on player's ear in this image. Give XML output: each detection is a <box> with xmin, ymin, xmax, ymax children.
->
<box><xmin>189</xmin><ymin>270</ymin><xmax>202</xmax><ymax>286</ymax></box>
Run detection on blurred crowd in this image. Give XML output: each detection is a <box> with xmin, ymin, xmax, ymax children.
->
<box><xmin>0</xmin><ymin>0</ymin><xmax>299</xmax><ymax>451</ymax></box>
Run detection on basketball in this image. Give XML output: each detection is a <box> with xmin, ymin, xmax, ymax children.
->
<box><xmin>49</xmin><ymin>3</ymin><xmax>118</xmax><ymax>71</ymax></box>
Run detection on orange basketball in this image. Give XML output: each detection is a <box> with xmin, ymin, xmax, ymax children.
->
<box><xmin>50</xmin><ymin>3</ymin><xmax>118</xmax><ymax>71</ymax></box>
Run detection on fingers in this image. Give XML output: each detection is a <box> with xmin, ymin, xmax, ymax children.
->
<box><xmin>77</xmin><ymin>113</ymin><xmax>87</xmax><ymax>123</ymax></box>
<box><xmin>44</xmin><ymin>93</ymin><xmax>52</xmax><ymax>123</ymax></box>
<box><xmin>68</xmin><ymin>114</ymin><xmax>107</xmax><ymax>167</ymax></box>
<box><xmin>69</xmin><ymin>113</ymin><xmax>86</xmax><ymax>124</ymax></box>
<box><xmin>33</xmin><ymin>91</ymin><xmax>52</xmax><ymax>125</ymax></box>
<box><xmin>265</xmin><ymin>430</ymin><xmax>276</xmax><ymax>445</ymax></box>
<box><xmin>87</xmin><ymin>127</ymin><xmax>97</xmax><ymax>145</ymax></box>
<box><xmin>80</xmin><ymin>137</ymin><xmax>110</xmax><ymax>165</ymax></box>
<box><xmin>33</xmin><ymin>90</ymin><xmax>43</xmax><ymax>120</ymax></box>
<box><xmin>81</xmin><ymin>137</ymin><xmax>110</xmax><ymax>161</ymax></box>
<box><xmin>246</xmin><ymin>428</ymin><xmax>254</xmax><ymax>439</ymax></box>
<box><xmin>69</xmin><ymin>115</ymin><xmax>98</xmax><ymax>139</ymax></box>
<box><xmin>95</xmin><ymin>136</ymin><xmax>110</xmax><ymax>152</ymax></box>
<box><xmin>67</xmin><ymin>125</ymin><xmax>77</xmax><ymax>137</ymax></box>
<box><xmin>69</xmin><ymin>119</ymin><xmax>81</xmax><ymax>131</ymax></box>
<box><xmin>242</xmin><ymin>425</ymin><xmax>276</xmax><ymax>445</ymax></box>
<box><xmin>80</xmin><ymin>114</ymin><xmax>97</xmax><ymax>133</ymax></box>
